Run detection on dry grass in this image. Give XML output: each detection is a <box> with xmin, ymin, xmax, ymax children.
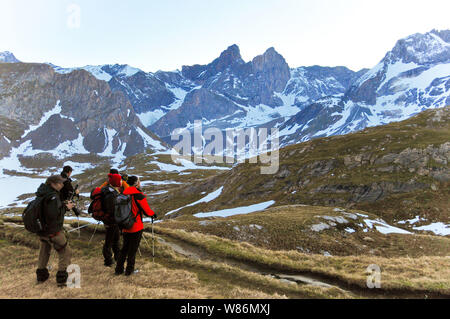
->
<box><xmin>0</xmin><ymin>221</ymin><xmax>350</xmax><ymax>299</ymax></box>
<box><xmin>0</xmin><ymin>243</ymin><xmax>212</xmax><ymax>299</ymax></box>
<box><xmin>154</xmin><ymin>237</ymin><xmax>353</xmax><ymax>299</ymax></box>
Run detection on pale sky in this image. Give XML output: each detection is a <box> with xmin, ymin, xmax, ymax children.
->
<box><xmin>1</xmin><ymin>0</ymin><xmax>449</xmax><ymax>72</ymax></box>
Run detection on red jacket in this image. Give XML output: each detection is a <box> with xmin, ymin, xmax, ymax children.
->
<box><xmin>122</xmin><ymin>186</ymin><xmax>155</xmax><ymax>233</ymax></box>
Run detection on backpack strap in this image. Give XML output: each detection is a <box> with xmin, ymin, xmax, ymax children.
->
<box><xmin>130</xmin><ymin>195</ymin><xmax>144</xmax><ymax>221</ymax></box>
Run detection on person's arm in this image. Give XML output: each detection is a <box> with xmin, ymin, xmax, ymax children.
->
<box><xmin>122</xmin><ymin>181</ymin><xmax>130</xmax><ymax>189</ymax></box>
<box><xmin>61</xmin><ymin>179</ymin><xmax>74</xmax><ymax>201</ymax></box>
<box><xmin>134</xmin><ymin>193</ymin><xmax>155</xmax><ymax>217</ymax></box>
<box><xmin>99</xmin><ymin>181</ymin><xmax>108</xmax><ymax>188</ymax></box>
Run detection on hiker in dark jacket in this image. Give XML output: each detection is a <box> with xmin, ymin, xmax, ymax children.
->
<box><xmin>115</xmin><ymin>176</ymin><xmax>156</xmax><ymax>276</ymax></box>
<box><xmin>101</xmin><ymin>173</ymin><xmax>123</xmax><ymax>267</ymax></box>
<box><xmin>60</xmin><ymin>165</ymin><xmax>81</xmax><ymax>217</ymax></box>
<box><xmin>35</xmin><ymin>175</ymin><xmax>75</xmax><ymax>287</ymax></box>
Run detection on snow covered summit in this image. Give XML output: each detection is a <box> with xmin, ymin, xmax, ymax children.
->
<box><xmin>0</xmin><ymin>51</ymin><xmax>20</xmax><ymax>63</ymax></box>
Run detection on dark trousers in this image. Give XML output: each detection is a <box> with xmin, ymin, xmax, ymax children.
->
<box><xmin>103</xmin><ymin>224</ymin><xmax>120</xmax><ymax>265</ymax></box>
<box><xmin>116</xmin><ymin>230</ymin><xmax>143</xmax><ymax>273</ymax></box>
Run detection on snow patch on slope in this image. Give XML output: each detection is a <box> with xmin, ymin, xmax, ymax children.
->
<box><xmin>193</xmin><ymin>200</ymin><xmax>276</xmax><ymax>218</ymax></box>
<box><xmin>136</xmin><ymin>127</ymin><xmax>166</xmax><ymax>150</ymax></box>
<box><xmin>166</xmin><ymin>187</ymin><xmax>224</xmax><ymax>216</ymax></box>
<box><xmin>21</xmin><ymin>100</ymin><xmax>63</xmax><ymax>138</ymax></box>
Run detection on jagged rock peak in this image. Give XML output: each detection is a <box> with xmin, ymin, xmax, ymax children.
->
<box><xmin>253</xmin><ymin>46</ymin><xmax>290</xmax><ymax>70</ymax></box>
<box><xmin>218</xmin><ymin>44</ymin><xmax>244</xmax><ymax>63</ymax></box>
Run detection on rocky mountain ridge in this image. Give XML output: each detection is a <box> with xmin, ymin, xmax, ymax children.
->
<box><xmin>0</xmin><ymin>62</ymin><xmax>167</xmax><ymax>165</ymax></box>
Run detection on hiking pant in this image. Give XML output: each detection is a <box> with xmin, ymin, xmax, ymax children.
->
<box><xmin>116</xmin><ymin>230</ymin><xmax>143</xmax><ymax>273</ymax></box>
<box><xmin>38</xmin><ymin>232</ymin><xmax>72</xmax><ymax>272</ymax></box>
<box><xmin>103</xmin><ymin>224</ymin><xmax>120</xmax><ymax>265</ymax></box>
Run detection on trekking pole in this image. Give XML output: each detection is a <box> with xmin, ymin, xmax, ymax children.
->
<box><xmin>152</xmin><ymin>217</ymin><xmax>155</xmax><ymax>263</ymax></box>
<box><xmin>88</xmin><ymin>222</ymin><xmax>100</xmax><ymax>245</ymax></box>
<box><xmin>76</xmin><ymin>196</ymin><xmax>81</xmax><ymax>238</ymax></box>
<box><xmin>77</xmin><ymin>215</ymin><xmax>80</xmax><ymax>238</ymax></box>
<box><xmin>142</xmin><ymin>232</ymin><xmax>151</xmax><ymax>248</ymax></box>
<box><xmin>68</xmin><ymin>224</ymin><xmax>90</xmax><ymax>233</ymax></box>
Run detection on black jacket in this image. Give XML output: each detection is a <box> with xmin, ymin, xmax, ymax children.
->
<box><xmin>36</xmin><ymin>183</ymin><xmax>67</xmax><ymax>236</ymax></box>
<box><xmin>60</xmin><ymin>171</ymin><xmax>74</xmax><ymax>202</ymax></box>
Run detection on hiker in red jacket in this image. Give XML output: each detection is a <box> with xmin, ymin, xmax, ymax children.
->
<box><xmin>115</xmin><ymin>175</ymin><xmax>156</xmax><ymax>276</ymax></box>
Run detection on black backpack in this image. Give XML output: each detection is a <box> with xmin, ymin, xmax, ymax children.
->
<box><xmin>99</xmin><ymin>186</ymin><xmax>119</xmax><ymax>225</ymax></box>
<box><xmin>22</xmin><ymin>196</ymin><xmax>48</xmax><ymax>234</ymax></box>
<box><xmin>114</xmin><ymin>194</ymin><xmax>142</xmax><ymax>230</ymax></box>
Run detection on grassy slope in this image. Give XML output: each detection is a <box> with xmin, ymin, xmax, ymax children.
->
<box><xmin>0</xmin><ymin>218</ymin><xmax>352</xmax><ymax>299</ymax></box>
<box><xmin>158</xmin><ymin>205</ymin><xmax>450</xmax><ymax>258</ymax></box>
<box><xmin>154</xmin><ymin>226</ymin><xmax>450</xmax><ymax>296</ymax></box>
<box><xmin>1</xmin><ymin>217</ymin><xmax>449</xmax><ymax>298</ymax></box>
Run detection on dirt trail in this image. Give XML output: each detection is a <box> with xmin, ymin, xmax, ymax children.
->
<box><xmin>152</xmin><ymin>233</ymin><xmax>354</xmax><ymax>294</ymax></box>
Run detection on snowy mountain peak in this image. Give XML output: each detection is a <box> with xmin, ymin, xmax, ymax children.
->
<box><xmin>384</xmin><ymin>29</ymin><xmax>450</xmax><ymax>65</ymax></box>
<box><xmin>278</xmin><ymin>29</ymin><xmax>450</xmax><ymax>148</ymax></box>
<box><xmin>0</xmin><ymin>51</ymin><xmax>20</xmax><ymax>63</ymax></box>
<box><xmin>101</xmin><ymin>64</ymin><xmax>141</xmax><ymax>78</ymax></box>
<box><xmin>47</xmin><ymin>63</ymin><xmax>142</xmax><ymax>82</ymax></box>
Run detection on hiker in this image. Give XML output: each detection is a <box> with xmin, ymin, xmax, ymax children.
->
<box><xmin>115</xmin><ymin>175</ymin><xmax>156</xmax><ymax>276</ymax></box>
<box><xmin>35</xmin><ymin>175</ymin><xmax>75</xmax><ymax>287</ymax></box>
<box><xmin>60</xmin><ymin>165</ymin><xmax>81</xmax><ymax>217</ymax></box>
<box><xmin>99</xmin><ymin>168</ymin><xmax>130</xmax><ymax>192</ymax></box>
<box><xmin>100</xmin><ymin>172</ymin><xmax>123</xmax><ymax>267</ymax></box>
<box><xmin>121</xmin><ymin>173</ymin><xmax>129</xmax><ymax>185</ymax></box>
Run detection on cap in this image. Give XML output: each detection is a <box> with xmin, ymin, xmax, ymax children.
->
<box><xmin>108</xmin><ymin>173</ymin><xmax>122</xmax><ymax>187</ymax></box>
<box><xmin>46</xmin><ymin>175</ymin><xmax>67</xmax><ymax>185</ymax></box>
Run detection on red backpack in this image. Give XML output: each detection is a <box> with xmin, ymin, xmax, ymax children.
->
<box><xmin>88</xmin><ymin>186</ymin><xmax>118</xmax><ymax>224</ymax></box>
<box><xmin>88</xmin><ymin>187</ymin><xmax>104</xmax><ymax>222</ymax></box>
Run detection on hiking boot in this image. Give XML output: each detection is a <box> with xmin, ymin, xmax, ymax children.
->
<box><xmin>115</xmin><ymin>263</ymin><xmax>124</xmax><ymax>275</ymax></box>
<box><xmin>56</xmin><ymin>270</ymin><xmax>68</xmax><ymax>288</ymax></box>
<box><xmin>125</xmin><ymin>269</ymin><xmax>139</xmax><ymax>276</ymax></box>
<box><xmin>36</xmin><ymin>268</ymin><xmax>49</xmax><ymax>283</ymax></box>
<box><xmin>104</xmin><ymin>259</ymin><xmax>114</xmax><ymax>267</ymax></box>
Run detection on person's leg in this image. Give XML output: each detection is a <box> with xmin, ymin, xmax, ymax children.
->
<box><xmin>115</xmin><ymin>232</ymin><xmax>130</xmax><ymax>275</ymax></box>
<box><xmin>51</xmin><ymin>232</ymin><xmax>72</xmax><ymax>287</ymax></box>
<box><xmin>51</xmin><ymin>232</ymin><xmax>72</xmax><ymax>272</ymax></box>
<box><xmin>36</xmin><ymin>237</ymin><xmax>51</xmax><ymax>282</ymax></box>
<box><xmin>102</xmin><ymin>225</ymin><xmax>114</xmax><ymax>266</ymax></box>
<box><xmin>125</xmin><ymin>230</ymin><xmax>143</xmax><ymax>275</ymax></box>
<box><xmin>112</xmin><ymin>225</ymin><xmax>120</xmax><ymax>262</ymax></box>
<box><xmin>37</xmin><ymin>237</ymin><xmax>51</xmax><ymax>269</ymax></box>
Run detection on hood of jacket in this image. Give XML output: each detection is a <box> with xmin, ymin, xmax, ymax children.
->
<box><xmin>123</xmin><ymin>186</ymin><xmax>142</xmax><ymax>196</ymax></box>
<box><xmin>36</xmin><ymin>183</ymin><xmax>58</xmax><ymax>198</ymax></box>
